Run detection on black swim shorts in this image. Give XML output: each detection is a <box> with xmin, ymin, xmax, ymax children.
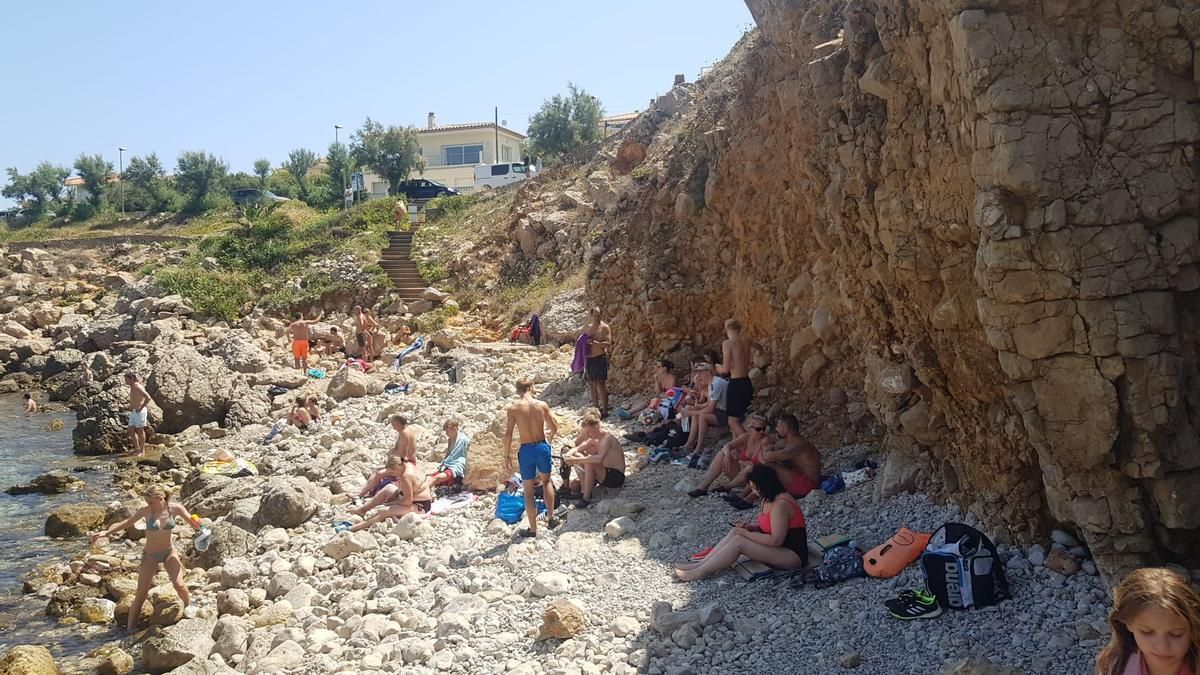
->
<box><xmin>586</xmin><ymin>355</ymin><xmax>609</xmax><ymax>382</ymax></box>
<box><xmin>726</xmin><ymin>377</ymin><xmax>754</xmax><ymax>418</ymax></box>
<box><xmin>599</xmin><ymin>468</ymin><xmax>626</xmax><ymax>488</ymax></box>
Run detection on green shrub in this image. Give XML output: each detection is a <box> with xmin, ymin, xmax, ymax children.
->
<box><xmin>416</xmin><ymin>258</ymin><xmax>446</xmax><ymax>283</ymax></box>
<box><xmin>356</xmin><ymin>198</ymin><xmax>402</xmax><ymax>229</ymax></box>
<box><xmin>156</xmin><ymin>268</ymin><xmax>251</xmax><ymax>322</ymax></box>
<box><xmin>425</xmin><ymin>194</ymin><xmax>475</xmax><ymax>217</ymax></box>
<box><xmin>413</xmin><ymin>306</ymin><xmax>456</xmax><ymax>333</ymax></box>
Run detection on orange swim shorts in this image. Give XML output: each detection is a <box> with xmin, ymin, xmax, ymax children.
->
<box><xmin>292</xmin><ymin>339</ymin><xmax>310</xmax><ymax>359</ymax></box>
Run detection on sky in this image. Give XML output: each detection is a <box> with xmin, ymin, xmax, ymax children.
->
<box><xmin>0</xmin><ymin>1</ymin><xmax>755</xmax><ymax>207</ymax></box>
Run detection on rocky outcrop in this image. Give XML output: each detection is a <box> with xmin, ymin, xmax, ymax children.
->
<box><xmin>44</xmin><ymin>504</ymin><xmax>106</xmax><ymax>538</ymax></box>
<box><xmin>146</xmin><ymin>346</ymin><xmax>238</xmax><ymax>433</ymax></box>
<box><xmin>206</xmin><ymin>330</ymin><xmax>269</xmax><ymax>374</ymax></box>
<box><xmin>0</xmin><ymin>645</ymin><xmax>58</xmax><ymax>675</ymax></box>
<box><xmin>443</xmin><ymin>1</ymin><xmax>1200</xmax><ymax>577</ymax></box>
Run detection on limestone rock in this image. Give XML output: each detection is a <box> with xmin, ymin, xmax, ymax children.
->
<box><xmin>207</xmin><ymin>331</ymin><xmax>269</xmax><ymax>373</ymax></box>
<box><xmin>538</xmin><ymin>599</ymin><xmax>586</xmax><ymax>640</ymax></box>
<box><xmin>327</xmin><ymin>366</ymin><xmax>382</xmax><ymax>400</ymax></box>
<box><xmin>0</xmin><ymin>645</ymin><xmax>57</xmax><ymax>675</ymax></box>
<box><xmin>256</xmin><ymin>477</ymin><xmax>317</xmax><ymax>529</ymax></box>
<box><xmin>145</xmin><ymin>345</ymin><xmax>238</xmax><ymax>433</ymax></box>
<box><xmin>140</xmin><ymin>617</ymin><xmax>215</xmax><ymax>673</ymax></box>
<box><xmin>44</xmin><ymin>504</ymin><xmax>106</xmax><ymax>538</ymax></box>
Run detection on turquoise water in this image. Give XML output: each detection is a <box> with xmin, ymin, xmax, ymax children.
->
<box><xmin>0</xmin><ymin>393</ymin><xmax>118</xmax><ymax>657</ymax></box>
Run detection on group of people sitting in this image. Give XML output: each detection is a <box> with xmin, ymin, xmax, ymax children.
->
<box><xmin>343</xmin><ymin>416</ymin><xmax>470</xmax><ymax>532</ymax></box>
<box><xmin>287</xmin><ymin>396</ymin><xmax>323</xmax><ymax>430</ymax></box>
<box><xmin>285</xmin><ymin>305</ymin><xmax>417</xmax><ymax>372</ymax></box>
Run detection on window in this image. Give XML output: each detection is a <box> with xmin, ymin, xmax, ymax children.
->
<box><xmin>501</xmin><ymin>145</ymin><xmax>512</xmax><ymax>162</ymax></box>
<box><xmin>443</xmin><ymin>144</ymin><xmax>483</xmax><ymax>166</ymax></box>
<box><xmin>491</xmin><ymin>164</ymin><xmax>509</xmax><ymax>177</ymax></box>
<box><xmin>513</xmin><ymin>164</ymin><xmax>527</xmax><ymax>173</ymax></box>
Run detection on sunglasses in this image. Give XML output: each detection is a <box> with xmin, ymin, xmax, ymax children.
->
<box><xmin>749</xmin><ymin>425</ymin><xmax>766</xmax><ymax>432</ymax></box>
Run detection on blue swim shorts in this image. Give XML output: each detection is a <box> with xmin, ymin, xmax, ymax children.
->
<box><xmin>517</xmin><ymin>441</ymin><xmax>552</xmax><ymax>481</ymax></box>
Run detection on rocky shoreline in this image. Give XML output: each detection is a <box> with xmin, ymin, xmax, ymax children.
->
<box><xmin>0</xmin><ymin>242</ymin><xmax>1124</xmax><ymax>675</ymax></box>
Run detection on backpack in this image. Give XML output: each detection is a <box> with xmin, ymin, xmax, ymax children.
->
<box><xmin>663</xmin><ymin>424</ymin><xmax>687</xmax><ymax>448</ymax></box>
<box><xmin>494</xmin><ymin>491</ymin><xmax>546</xmax><ymax>525</ymax></box>
<box><xmin>920</xmin><ymin>523</ymin><xmax>1010</xmax><ymax>610</ymax></box>
<box><xmin>790</xmin><ymin>544</ymin><xmax>866</xmax><ymax>589</ymax></box>
<box><xmin>644</xmin><ymin>421</ymin><xmax>678</xmax><ymax>447</ymax></box>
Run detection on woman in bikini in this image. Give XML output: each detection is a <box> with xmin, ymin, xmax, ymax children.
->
<box><xmin>91</xmin><ymin>485</ymin><xmax>201</xmax><ymax>631</ymax></box>
<box><xmin>687</xmin><ymin>414</ymin><xmax>771</xmax><ymax>498</ymax></box>
<box><xmin>674</xmin><ymin>464</ymin><xmax>808</xmax><ymax>582</ymax></box>
<box><xmin>348</xmin><ymin>458</ymin><xmax>433</xmax><ymax>532</ymax></box>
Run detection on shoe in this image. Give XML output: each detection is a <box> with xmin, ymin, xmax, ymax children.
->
<box><xmin>670</xmin><ymin>458</ymin><xmax>691</xmax><ymax>466</ymax></box>
<box><xmin>690</xmin><ymin>546</ymin><xmax>714</xmax><ymax>561</ymax></box>
<box><xmin>517</xmin><ymin>528</ymin><xmax>536</xmax><ymax>538</ymax></box>
<box><xmin>712</xmin><ymin>486</ymin><xmax>731</xmax><ymax>493</ymax></box>
<box><xmin>546</xmin><ymin>518</ymin><xmax>562</xmax><ymax>530</ymax></box>
<box><xmin>687</xmin><ymin>489</ymin><xmax>708</xmax><ymax>498</ymax></box>
<box><xmin>575</xmin><ymin>498</ymin><xmax>591</xmax><ymax>509</ymax></box>
<box><xmin>725</xmin><ymin>497</ymin><xmax>755</xmax><ymax>510</ymax></box>
<box><xmin>886</xmin><ymin>589</ymin><xmax>943</xmax><ymax>620</ymax></box>
<box><xmin>687</xmin><ymin>454</ymin><xmax>700</xmax><ymax>469</ymax></box>
<box><xmin>615</xmin><ymin>407</ymin><xmax>632</xmax><ymax>421</ymax></box>
<box><xmin>333</xmin><ymin>521</ymin><xmax>352</xmax><ymax>534</ymax></box>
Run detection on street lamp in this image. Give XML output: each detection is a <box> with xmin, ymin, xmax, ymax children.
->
<box><xmin>118</xmin><ymin>146</ymin><xmax>128</xmax><ymax>215</ymax></box>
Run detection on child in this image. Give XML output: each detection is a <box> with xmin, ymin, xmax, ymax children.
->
<box><xmin>305</xmin><ymin>396</ymin><xmax>322</xmax><ymax>425</ymax></box>
<box><xmin>288</xmin><ymin>397</ymin><xmax>312</xmax><ymax>430</ymax></box>
<box><xmin>23</xmin><ymin>393</ymin><xmax>38</xmax><ymax>415</ymax></box>
<box><xmin>1095</xmin><ymin>567</ymin><xmax>1200</xmax><ymax>675</ymax></box>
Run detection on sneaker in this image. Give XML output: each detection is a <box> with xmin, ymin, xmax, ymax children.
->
<box><xmin>690</xmin><ymin>546</ymin><xmax>714</xmax><ymax>561</ymax></box>
<box><xmin>574</xmin><ymin>498</ymin><xmax>591</xmax><ymax>509</ymax></box>
<box><xmin>687</xmin><ymin>489</ymin><xmax>708</xmax><ymax>498</ymax></box>
<box><xmin>885</xmin><ymin>589</ymin><xmax>942</xmax><ymax>620</ymax></box>
<box><xmin>686</xmin><ymin>453</ymin><xmax>700</xmax><ymax>469</ymax></box>
<box><xmin>333</xmin><ymin>521</ymin><xmax>352</xmax><ymax>534</ymax></box>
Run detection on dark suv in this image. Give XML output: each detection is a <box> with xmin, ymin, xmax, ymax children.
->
<box><xmin>231</xmin><ymin>189</ymin><xmax>289</xmax><ymax>206</ymax></box>
<box><xmin>398</xmin><ymin>179</ymin><xmax>458</xmax><ymax>201</ymax></box>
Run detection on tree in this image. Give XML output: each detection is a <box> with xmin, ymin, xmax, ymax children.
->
<box><xmin>326</xmin><ymin>142</ymin><xmax>353</xmax><ymax>204</ymax></box>
<box><xmin>282</xmin><ymin>148</ymin><xmax>319</xmax><ymax>203</ymax></box>
<box><xmin>253</xmin><ymin>159</ymin><xmax>271</xmax><ymax>188</ymax></box>
<box><xmin>350</xmin><ymin>118</ymin><xmax>425</xmax><ymax>196</ymax></box>
<box><xmin>123</xmin><ymin>153</ymin><xmax>174</xmax><ymax>212</ymax></box>
<box><xmin>526</xmin><ymin>83</ymin><xmax>604</xmax><ymax>159</ymax></box>
<box><xmin>2</xmin><ymin>162</ymin><xmax>70</xmax><ymax>214</ymax></box>
<box><xmin>175</xmin><ymin>151</ymin><xmax>228</xmax><ymax>210</ymax></box>
<box><xmin>73</xmin><ymin>154</ymin><xmax>114</xmax><ymax>208</ymax></box>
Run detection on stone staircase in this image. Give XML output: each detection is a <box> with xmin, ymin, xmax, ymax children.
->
<box><xmin>380</xmin><ymin>229</ymin><xmax>426</xmax><ymax>301</ymax></box>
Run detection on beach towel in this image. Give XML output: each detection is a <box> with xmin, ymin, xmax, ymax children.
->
<box><xmin>431</xmin><ymin>493</ymin><xmax>478</xmax><ymax>515</ymax></box>
<box><xmin>734</xmin><ymin>558</ymin><xmax>795</xmax><ymax>582</ymax></box>
<box><xmin>306</xmin><ymin>368</ymin><xmax>326</xmax><ymax>379</ymax></box>
<box><xmin>393</xmin><ymin>335</ymin><xmax>427</xmax><ymax>369</ymax></box>
<box><xmin>570</xmin><ymin>334</ymin><xmax>589</xmax><ymax>375</ymax></box>
<box><xmin>529</xmin><ymin>314</ymin><xmax>542</xmax><ymax>346</ymax></box>
<box><xmin>198</xmin><ymin>458</ymin><xmax>259</xmax><ymax>477</ymax></box>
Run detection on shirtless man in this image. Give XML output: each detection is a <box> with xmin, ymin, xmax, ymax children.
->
<box><xmin>687</xmin><ymin>414</ymin><xmax>770</xmax><ymax>497</ymax></box>
<box><xmin>126</xmin><ymin>371</ymin><xmax>152</xmax><ymax>456</ymax></box>
<box><xmin>22</xmin><ymin>392</ymin><xmax>37</xmax><ymax>415</ymax></box>
<box><xmin>503</xmin><ymin>378</ymin><xmax>560</xmax><ymax>537</ymax></box>
<box><xmin>389</xmin><ymin>414</ymin><xmax>418</xmax><ymax>464</ymax></box>
<box><xmin>620</xmin><ymin>359</ymin><xmax>678</xmax><ymax>419</ymax></box>
<box><xmin>717</xmin><ymin>319</ymin><xmax>753</xmax><ymax>439</ymax></box>
<box><xmin>353</xmin><ymin>306</ymin><xmax>372</xmax><ymax>361</ymax></box>
<box><xmin>318</xmin><ymin>327</ymin><xmax>346</xmax><ymax>356</ymax></box>
<box><xmin>562</xmin><ymin>410</ymin><xmax>626</xmax><ymax>508</ymax></box>
<box><xmin>286</xmin><ymin>310</ymin><xmax>324</xmax><ymax>370</ymax></box>
<box><xmin>759</xmin><ymin>414</ymin><xmax>820</xmax><ymax>498</ymax></box>
<box><xmin>349</xmin><ymin>458</ymin><xmax>432</xmax><ymax>532</ymax></box>
<box><xmin>584</xmin><ymin>307</ymin><xmax>613</xmax><ymax>416</ymax></box>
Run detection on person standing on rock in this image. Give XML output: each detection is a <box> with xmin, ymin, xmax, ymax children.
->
<box><xmin>353</xmin><ymin>306</ymin><xmax>372</xmax><ymax>362</ymax></box>
<box><xmin>584</xmin><ymin>307</ymin><xmax>613</xmax><ymax>417</ymax></box>
<box><xmin>428</xmin><ymin>419</ymin><xmax>469</xmax><ymax>490</ymax></box>
<box><xmin>503</xmin><ymin>378</ymin><xmax>560</xmax><ymax>536</ymax></box>
<box><xmin>390</xmin><ymin>414</ymin><xmax>418</xmax><ymax>464</ymax></box>
<box><xmin>287</xmin><ymin>309</ymin><xmax>324</xmax><ymax>371</ymax></box>
<box><xmin>126</xmin><ymin>371</ymin><xmax>152</xmax><ymax>456</ymax></box>
<box><xmin>561</xmin><ymin>410</ymin><xmax>626</xmax><ymax>508</ymax></box>
<box><xmin>717</xmin><ymin>319</ymin><xmax>753</xmax><ymax>440</ymax></box>
<box><xmin>22</xmin><ymin>392</ymin><xmax>37</xmax><ymax>415</ymax></box>
<box><xmin>90</xmin><ymin>485</ymin><xmax>201</xmax><ymax>632</ymax></box>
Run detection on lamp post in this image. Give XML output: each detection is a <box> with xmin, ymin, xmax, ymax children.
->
<box><xmin>334</xmin><ymin>124</ymin><xmax>346</xmax><ymax>209</ymax></box>
<box><xmin>118</xmin><ymin>146</ymin><xmax>127</xmax><ymax>215</ymax></box>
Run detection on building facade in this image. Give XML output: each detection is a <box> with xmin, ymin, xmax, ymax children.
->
<box><xmin>362</xmin><ymin>113</ymin><xmax>527</xmax><ymax>198</ymax></box>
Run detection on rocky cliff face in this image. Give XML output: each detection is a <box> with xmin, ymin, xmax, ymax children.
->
<box><xmin>492</xmin><ymin>0</ymin><xmax>1200</xmax><ymax>577</ymax></box>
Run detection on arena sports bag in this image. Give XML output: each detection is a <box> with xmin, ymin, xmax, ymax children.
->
<box><xmin>863</xmin><ymin>527</ymin><xmax>931</xmax><ymax>578</ymax></box>
<box><xmin>919</xmin><ymin>523</ymin><xmax>1010</xmax><ymax>610</ymax></box>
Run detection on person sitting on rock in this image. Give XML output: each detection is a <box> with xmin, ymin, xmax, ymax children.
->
<box><xmin>390</xmin><ymin>414</ymin><xmax>417</xmax><ymax>464</ymax></box>
<box><xmin>350</xmin><ymin>456</ymin><xmax>408</xmax><ymax>514</ymax></box>
<box><xmin>759</xmin><ymin>414</ymin><xmax>820</xmax><ymax>499</ymax></box>
<box><xmin>687</xmin><ymin>414</ymin><xmax>770</xmax><ymax>499</ymax></box>
<box><xmin>616</xmin><ymin>358</ymin><xmax>678</xmax><ymax>420</ymax></box>
<box><xmin>561</xmin><ymin>410</ymin><xmax>626</xmax><ymax>508</ymax></box>
<box><xmin>91</xmin><ymin>484</ymin><xmax>202</xmax><ymax>632</ymax></box>
<box><xmin>349</xmin><ymin>457</ymin><xmax>432</xmax><ymax>531</ymax></box>
<box><xmin>288</xmin><ymin>397</ymin><xmax>313</xmax><ymax>430</ymax></box>
<box><xmin>304</xmin><ymin>396</ymin><xmax>322</xmax><ymax>425</ymax></box>
<box><xmin>674</xmin><ymin>464</ymin><xmax>808</xmax><ymax>582</ymax></box>
<box><xmin>428</xmin><ymin>419</ymin><xmax>469</xmax><ymax>490</ymax></box>
<box><xmin>22</xmin><ymin>392</ymin><xmax>37</xmax><ymax>415</ymax></box>
<box><xmin>317</xmin><ymin>327</ymin><xmax>346</xmax><ymax>356</ymax></box>
<box><xmin>678</xmin><ymin>363</ymin><xmax>729</xmax><ymax>466</ymax></box>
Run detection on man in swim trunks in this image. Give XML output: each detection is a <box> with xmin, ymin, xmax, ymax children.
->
<box><xmin>503</xmin><ymin>378</ymin><xmax>560</xmax><ymax>537</ymax></box>
<box><xmin>562</xmin><ymin>410</ymin><xmax>626</xmax><ymax>508</ymax></box>
<box><xmin>317</xmin><ymin>326</ymin><xmax>347</xmax><ymax>356</ymax></box>
<box><xmin>126</xmin><ymin>371</ymin><xmax>152</xmax><ymax>456</ymax></box>
<box><xmin>759</xmin><ymin>413</ymin><xmax>820</xmax><ymax>498</ymax></box>
<box><xmin>717</xmin><ymin>318</ymin><xmax>754</xmax><ymax>440</ymax></box>
<box><xmin>584</xmin><ymin>307</ymin><xmax>613</xmax><ymax>417</ymax></box>
<box><xmin>353</xmin><ymin>305</ymin><xmax>371</xmax><ymax>361</ymax></box>
<box><xmin>286</xmin><ymin>309</ymin><xmax>324</xmax><ymax>370</ymax></box>
<box><xmin>390</xmin><ymin>414</ymin><xmax>418</xmax><ymax>464</ymax></box>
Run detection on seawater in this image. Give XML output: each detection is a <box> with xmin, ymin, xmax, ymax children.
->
<box><xmin>0</xmin><ymin>392</ymin><xmax>119</xmax><ymax>660</ymax></box>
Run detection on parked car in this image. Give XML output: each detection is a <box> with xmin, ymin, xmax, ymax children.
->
<box><xmin>474</xmin><ymin>162</ymin><xmax>536</xmax><ymax>190</ymax></box>
<box><xmin>231</xmin><ymin>189</ymin><xmax>289</xmax><ymax>206</ymax></box>
<box><xmin>397</xmin><ymin>179</ymin><xmax>458</xmax><ymax>201</ymax></box>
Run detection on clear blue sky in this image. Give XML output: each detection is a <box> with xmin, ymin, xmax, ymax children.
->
<box><xmin>0</xmin><ymin>1</ymin><xmax>754</xmax><ymax>207</ymax></box>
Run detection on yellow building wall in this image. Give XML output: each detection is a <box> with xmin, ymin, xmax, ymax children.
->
<box><xmin>362</xmin><ymin>127</ymin><xmax>525</xmax><ymax>196</ymax></box>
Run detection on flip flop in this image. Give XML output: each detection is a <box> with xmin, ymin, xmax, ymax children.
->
<box><xmin>333</xmin><ymin>521</ymin><xmax>352</xmax><ymax>533</ymax></box>
<box><xmin>691</xmin><ymin>546</ymin><xmax>714</xmax><ymax>561</ymax></box>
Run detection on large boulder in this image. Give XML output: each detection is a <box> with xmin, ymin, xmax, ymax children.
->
<box><xmin>326</xmin><ymin>367</ymin><xmax>381</xmax><ymax>400</ymax></box>
<box><xmin>223</xmin><ymin>380</ymin><xmax>270</xmax><ymax>429</ymax></box>
<box><xmin>207</xmin><ymin>331</ymin><xmax>269</xmax><ymax>374</ymax></box>
<box><xmin>74</xmin><ymin>315</ymin><xmax>134</xmax><ymax>352</ymax></box>
<box><xmin>145</xmin><ymin>345</ymin><xmax>236</xmax><ymax>433</ymax></box>
<box><xmin>72</xmin><ymin>384</ymin><xmax>162</xmax><ymax>455</ymax></box>
<box><xmin>537</xmin><ymin>287</ymin><xmax>585</xmax><ymax>344</ymax></box>
<box><xmin>45</xmin><ymin>504</ymin><xmax>106</xmax><ymax>538</ymax></box>
<box><xmin>256</xmin><ymin>478</ymin><xmax>318</xmax><ymax>529</ymax></box>
<box><xmin>6</xmin><ymin>471</ymin><xmax>85</xmax><ymax>495</ymax></box>
<box><xmin>141</xmin><ymin>617</ymin><xmax>215</xmax><ymax>673</ymax></box>
<box><xmin>181</xmin><ymin>474</ymin><xmax>266</xmax><ymax>520</ymax></box>
<box><xmin>0</xmin><ymin>645</ymin><xmax>58</xmax><ymax>675</ymax></box>
<box><xmin>185</xmin><ymin>521</ymin><xmax>255</xmax><ymax>570</ymax></box>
